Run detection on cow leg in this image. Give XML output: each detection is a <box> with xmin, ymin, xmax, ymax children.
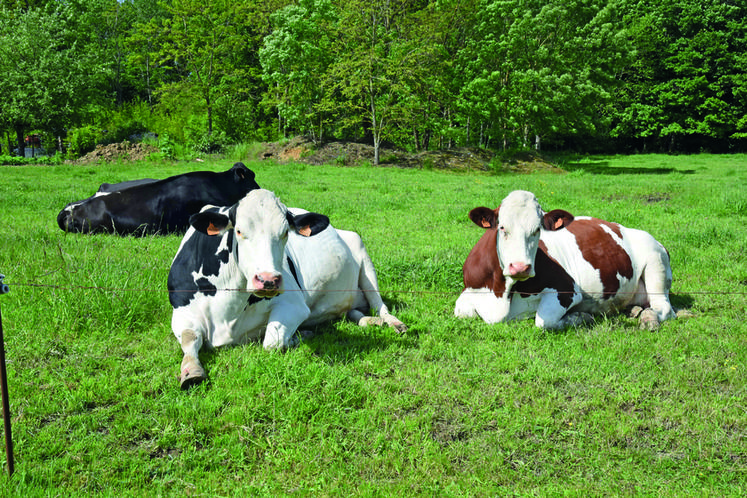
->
<box><xmin>534</xmin><ymin>290</ymin><xmax>586</xmax><ymax>329</ymax></box>
<box><xmin>639</xmin><ymin>250</ymin><xmax>675</xmax><ymax>324</ymax></box>
<box><xmin>455</xmin><ymin>287</ymin><xmax>511</xmax><ymax>324</ymax></box>
<box><xmin>344</xmin><ymin>231</ymin><xmax>407</xmax><ymax>333</ymax></box>
<box><xmin>263</xmin><ymin>302</ymin><xmax>310</xmax><ymax>350</ymax></box>
<box><xmin>179</xmin><ymin>329</ymin><xmax>206</xmax><ymax>389</ymax></box>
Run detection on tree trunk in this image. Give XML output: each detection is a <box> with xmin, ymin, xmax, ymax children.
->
<box><xmin>15</xmin><ymin>127</ymin><xmax>25</xmax><ymax>158</ymax></box>
<box><xmin>206</xmin><ymin>92</ymin><xmax>213</xmax><ymax>136</ymax></box>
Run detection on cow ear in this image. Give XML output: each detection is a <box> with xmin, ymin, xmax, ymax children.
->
<box><xmin>542</xmin><ymin>209</ymin><xmax>574</xmax><ymax>230</ymax></box>
<box><xmin>190</xmin><ymin>211</ymin><xmax>232</xmax><ymax>236</ymax></box>
<box><xmin>231</xmin><ymin>162</ymin><xmax>254</xmax><ymax>181</ymax></box>
<box><xmin>288</xmin><ymin>212</ymin><xmax>330</xmax><ymax>237</ymax></box>
<box><xmin>468</xmin><ymin>207</ymin><xmax>498</xmax><ymax>229</ymax></box>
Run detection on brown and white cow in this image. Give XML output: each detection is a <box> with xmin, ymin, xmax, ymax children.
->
<box><xmin>454</xmin><ymin>190</ymin><xmax>676</xmax><ymax>329</ymax></box>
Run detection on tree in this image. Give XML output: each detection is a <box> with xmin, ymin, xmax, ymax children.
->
<box><xmin>329</xmin><ymin>0</ymin><xmax>439</xmax><ymax>163</ymax></box>
<box><xmin>456</xmin><ymin>0</ymin><xmax>631</xmax><ymax>150</ymax></box>
<box><xmin>0</xmin><ymin>4</ymin><xmax>108</xmax><ymax>156</ymax></box>
<box><xmin>613</xmin><ymin>0</ymin><xmax>747</xmax><ymax>152</ymax></box>
<box><xmin>260</xmin><ymin>0</ymin><xmax>338</xmax><ymax>143</ymax></box>
<box><xmin>157</xmin><ymin>0</ymin><xmax>249</xmax><ymax>144</ymax></box>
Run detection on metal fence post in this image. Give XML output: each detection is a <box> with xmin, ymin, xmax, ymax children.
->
<box><xmin>0</xmin><ymin>274</ymin><xmax>13</xmax><ymax>477</ymax></box>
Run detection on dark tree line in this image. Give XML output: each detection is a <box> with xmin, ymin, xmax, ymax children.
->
<box><xmin>1</xmin><ymin>0</ymin><xmax>745</xmax><ymax>160</ymax></box>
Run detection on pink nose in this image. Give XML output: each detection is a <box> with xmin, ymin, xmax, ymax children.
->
<box><xmin>507</xmin><ymin>262</ymin><xmax>532</xmax><ymax>279</ymax></box>
<box><xmin>252</xmin><ymin>273</ymin><xmax>282</xmax><ymax>296</ymax></box>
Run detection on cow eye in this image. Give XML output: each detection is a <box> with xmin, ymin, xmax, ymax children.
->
<box><xmin>235</xmin><ymin>229</ymin><xmax>242</xmax><ymax>237</ymax></box>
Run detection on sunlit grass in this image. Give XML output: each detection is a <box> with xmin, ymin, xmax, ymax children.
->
<box><xmin>0</xmin><ymin>153</ymin><xmax>745</xmax><ymax>495</ymax></box>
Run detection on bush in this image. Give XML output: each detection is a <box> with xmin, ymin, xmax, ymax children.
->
<box><xmin>65</xmin><ymin>125</ymin><xmax>102</xmax><ymax>159</ymax></box>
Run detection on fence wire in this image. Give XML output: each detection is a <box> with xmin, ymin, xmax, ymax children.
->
<box><xmin>6</xmin><ymin>281</ymin><xmax>747</xmax><ymax>297</ymax></box>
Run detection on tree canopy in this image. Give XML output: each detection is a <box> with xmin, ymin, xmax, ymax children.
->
<box><xmin>0</xmin><ymin>0</ymin><xmax>745</xmax><ymax>157</ymax></box>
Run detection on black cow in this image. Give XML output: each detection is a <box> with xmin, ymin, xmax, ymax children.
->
<box><xmin>57</xmin><ymin>162</ymin><xmax>260</xmax><ymax>235</ymax></box>
<box><xmin>96</xmin><ymin>178</ymin><xmax>158</xmax><ymax>193</ymax></box>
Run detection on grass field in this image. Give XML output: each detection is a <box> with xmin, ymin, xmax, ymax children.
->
<box><xmin>0</xmin><ymin>153</ymin><xmax>745</xmax><ymax>496</ymax></box>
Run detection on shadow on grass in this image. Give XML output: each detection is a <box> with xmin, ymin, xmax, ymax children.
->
<box><xmin>671</xmin><ymin>292</ymin><xmax>696</xmax><ymax>311</ymax></box>
<box><xmin>563</xmin><ymin>160</ymin><xmax>696</xmax><ymax>175</ymax></box>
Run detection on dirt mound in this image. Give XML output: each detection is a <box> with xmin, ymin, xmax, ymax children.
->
<box><xmin>498</xmin><ymin>151</ymin><xmax>565</xmax><ymax>174</ymax></box>
<box><xmin>259</xmin><ymin>137</ymin><xmax>560</xmax><ymax>173</ymax></box>
<box><xmin>76</xmin><ymin>141</ymin><xmax>158</xmax><ymax>164</ymax></box>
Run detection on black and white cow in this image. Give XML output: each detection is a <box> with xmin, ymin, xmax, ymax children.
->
<box><xmin>57</xmin><ymin>162</ymin><xmax>260</xmax><ymax>235</ymax></box>
<box><xmin>455</xmin><ymin>190</ymin><xmax>676</xmax><ymax>329</ymax></box>
<box><xmin>168</xmin><ymin>189</ymin><xmax>406</xmax><ymax>389</ymax></box>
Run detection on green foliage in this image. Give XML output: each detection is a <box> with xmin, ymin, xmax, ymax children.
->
<box><xmin>613</xmin><ymin>0</ymin><xmax>747</xmax><ymax>151</ymax></box>
<box><xmin>65</xmin><ymin>126</ymin><xmax>103</xmax><ymax>159</ymax></box>
<box><xmin>158</xmin><ymin>133</ymin><xmax>176</xmax><ymax>160</ymax></box>
<box><xmin>0</xmin><ymin>153</ymin><xmax>63</xmax><ymax>165</ymax></box>
<box><xmin>0</xmin><ymin>2</ymin><xmax>111</xmax><ymax>152</ymax></box>
<box><xmin>260</xmin><ymin>0</ymin><xmax>338</xmax><ymax>143</ymax></box>
<box><xmin>1</xmin><ymin>156</ymin><xmax>746</xmax><ymax>494</ymax></box>
<box><xmin>1</xmin><ymin>0</ymin><xmax>747</xmax><ymax>154</ymax></box>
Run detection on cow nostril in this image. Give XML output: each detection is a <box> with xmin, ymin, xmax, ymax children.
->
<box><xmin>254</xmin><ymin>273</ymin><xmax>282</xmax><ymax>290</ymax></box>
<box><xmin>509</xmin><ymin>263</ymin><xmax>531</xmax><ymax>276</ymax></box>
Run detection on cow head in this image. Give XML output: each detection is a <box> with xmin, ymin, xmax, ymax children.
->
<box><xmin>189</xmin><ymin>189</ymin><xmax>330</xmax><ymax>298</ymax></box>
<box><xmin>57</xmin><ymin>194</ymin><xmax>113</xmax><ymax>233</ymax></box>
<box><xmin>468</xmin><ymin>190</ymin><xmax>574</xmax><ymax>281</ymax></box>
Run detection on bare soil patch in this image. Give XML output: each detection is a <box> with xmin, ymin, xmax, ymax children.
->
<box><xmin>75</xmin><ymin>141</ymin><xmax>158</xmax><ymax>164</ymax></box>
<box><xmin>258</xmin><ymin>137</ymin><xmax>562</xmax><ymax>173</ymax></box>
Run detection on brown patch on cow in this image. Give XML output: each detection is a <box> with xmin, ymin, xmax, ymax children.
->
<box><xmin>565</xmin><ymin>219</ymin><xmax>633</xmax><ymax>298</ymax></box>
<box><xmin>462</xmin><ymin>229</ymin><xmax>507</xmax><ymax>296</ymax></box>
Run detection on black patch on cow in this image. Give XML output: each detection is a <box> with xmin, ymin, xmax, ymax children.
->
<box><xmin>287</xmin><ymin>256</ymin><xmax>300</xmax><ymax>287</ymax></box>
<box><xmin>194</xmin><ymin>277</ymin><xmax>217</xmax><ymax>296</ymax></box>
<box><xmin>217</xmin><ymin>230</ymin><xmax>234</xmax><ymax>266</ymax></box>
<box><xmin>513</xmin><ymin>246</ymin><xmax>577</xmax><ymax>310</ymax></box>
<box><xmin>168</xmin><ymin>229</ymin><xmax>231</xmax><ymax>308</ymax></box>
<box><xmin>247</xmin><ymin>294</ymin><xmax>271</xmax><ymax>307</ymax></box>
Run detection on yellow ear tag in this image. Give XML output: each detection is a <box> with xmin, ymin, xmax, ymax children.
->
<box><xmin>554</xmin><ymin>218</ymin><xmax>564</xmax><ymax>230</ymax></box>
<box><xmin>480</xmin><ymin>219</ymin><xmax>492</xmax><ymax>228</ymax></box>
<box><xmin>298</xmin><ymin>226</ymin><xmax>312</xmax><ymax>237</ymax></box>
<box><xmin>207</xmin><ymin>222</ymin><xmax>221</xmax><ymax>236</ymax></box>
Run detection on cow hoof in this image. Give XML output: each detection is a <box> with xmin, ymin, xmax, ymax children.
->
<box><xmin>180</xmin><ymin>356</ymin><xmax>206</xmax><ymax>390</ymax></box>
<box><xmin>639</xmin><ymin>308</ymin><xmax>660</xmax><ymax>331</ymax></box>
<box><xmin>391</xmin><ymin>321</ymin><xmax>408</xmax><ymax>334</ymax></box>
<box><xmin>629</xmin><ymin>306</ymin><xmax>644</xmax><ymax>318</ymax></box>
<box><xmin>358</xmin><ymin>316</ymin><xmax>385</xmax><ymax>327</ymax></box>
<box><xmin>180</xmin><ymin>367</ymin><xmax>206</xmax><ymax>390</ymax></box>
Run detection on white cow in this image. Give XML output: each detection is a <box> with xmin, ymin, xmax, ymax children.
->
<box><xmin>168</xmin><ymin>189</ymin><xmax>406</xmax><ymax>388</ymax></box>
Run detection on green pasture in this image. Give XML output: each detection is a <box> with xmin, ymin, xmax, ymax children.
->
<box><xmin>0</xmin><ymin>154</ymin><xmax>745</xmax><ymax>496</ymax></box>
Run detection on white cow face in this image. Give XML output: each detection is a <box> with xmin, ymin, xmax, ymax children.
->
<box><xmin>190</xmin><ymin>189</ymin><xmax>330</xmax><ymax>297</ymax></box>
<box><xmin>469</xmin><ymin>190</ymin><xmax>545</xmax><ymax>281</ymax></box>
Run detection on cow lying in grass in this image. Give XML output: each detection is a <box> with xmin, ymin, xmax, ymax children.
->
<box><xmin>168</xmin><ymin>189</ymin><xmax>406</xmax><ymax>389</ymax></box>
<box><xmin>455</xmin><ymin>190</ymin><xmax>676</xmax><ymax>330</ymax></box>
<box><xmin>57</xmin><ymin>162</ymin><xmax>259</xmax><ymax>235</ymax></box>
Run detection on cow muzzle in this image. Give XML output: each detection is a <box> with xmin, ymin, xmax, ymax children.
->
<box><xmin>252</xmin><ymin>272</ymin><xmax>283</xmax><ymax>298</ymax></box>
<box><xmin>506</xmin><ymin>262</ymin><xmax>533</xmax><ymax>280</ymax></box>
